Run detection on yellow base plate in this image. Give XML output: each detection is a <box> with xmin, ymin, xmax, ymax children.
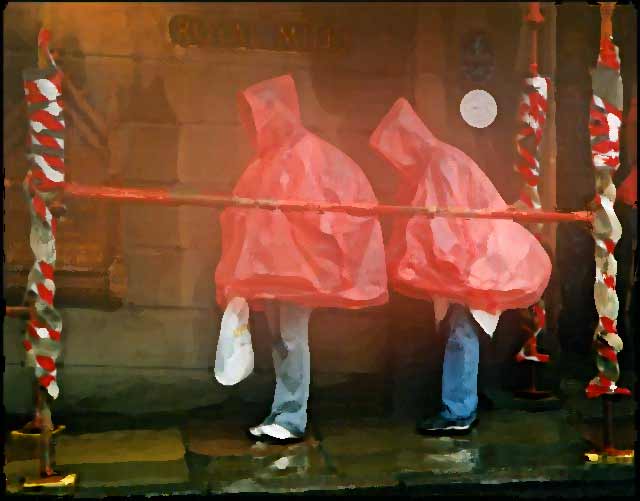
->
<box><xmin>23</xmin><ymin>473</ymin><xmax>77</xmax><ymax>489</ymax></box>
<box><xmin>585</xmin><ymin>450</ymin><xmax>634</xmax><ymax>464</ymax></box>
<box><xmin>10</xmin><ymin>424</ymin><xmax>66</xmax><ymax>439</ymax></box>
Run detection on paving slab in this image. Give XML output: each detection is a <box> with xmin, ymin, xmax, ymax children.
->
<box><xmin>472</xmin><ymin>409</ymin><xmax>583</xmax><ymax>446</ymax></box>
<box><xmin>318</xmin><ymin>417</ymin><xmax>466</xmax><ymax>456</ymax></box>
<box><xmin>317</xmin><ymin>418</ymin><xmax>481</xmax><ymax>487</ymax></box>
<box><xmin>182</xmin><ymin>415</ymin><xmax>336</xmax><ymax>493</ymax></box>
<box><xmin>205</xmin><ymin>450</ymin><xmax>338</xmax><ymax>494</ymax></box>
<box><xmin>55</xmin><ymin>459</ymin><xmax>190</xmax><ymax>489</ymax></box>
<box><xmin>185</xmin><ymin>424</ymin><xmax>320</xmax><ymax>458</ymax></box>
<box><xmin>574</xmin><ymin>419</ymin><xmax>636</xmax><ymax>450</ymax></box>
<box><xmin>4</xmin><ymin>428</ymin><xmax>190</xmax><ymax>492</ymax></box>
<box><xmin>314</xmin><ymin>408</ymin><xmax>636</xmax><ymax>491</ymax></box>
<box><xmin>4</xmin><ymin>459</ymin><xmax>42</xmax><ymax>494</ymax></box>
<box><xmin>55</xmin><ymin>429</ymin><xmax>185</xmax><ymax>464</ymax></box>
<box><xmin>4</xmin><ymin>402</ymin><xmax>635</xmax><ymax>496</ymax></box>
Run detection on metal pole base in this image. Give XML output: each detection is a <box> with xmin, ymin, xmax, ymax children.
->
<box><xmin>23</xmin><ymin>473</ymin><xmax>77</xmax><ymax>489</ymax></box>
<box><xmin>583</xmin><ymin>393</ymin><xmax>634</xmax><ymax>464</ymax></box>
<box><xmin>10</xmin><ymin>424</ymin><xmax>66</xmax><ymax>439</ymax></box>
<box><xmin>514</xmin><ymin>360</ymin><xmax>555</xmax><ymax>400</ymax></box>
<box><xmin>584</xmin><ymin>449</ymin><xmax>634</xmax><ymax>464</ymax></box>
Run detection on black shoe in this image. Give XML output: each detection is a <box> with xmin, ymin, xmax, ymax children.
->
<box><xmin>254</xmin><ymin>434</ymin><xmax>304</xmax><ymax>446</ymax></box>
<box><xmin>417</xmin><ymin>414</ymin><xmax>478</xmax><ymax>436</ymax></box>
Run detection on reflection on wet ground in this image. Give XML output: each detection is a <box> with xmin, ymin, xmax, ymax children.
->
<box><xmin>4</xmin><ymin>377</ymin><xmax>636</xmax><ymax>496</ymax></box>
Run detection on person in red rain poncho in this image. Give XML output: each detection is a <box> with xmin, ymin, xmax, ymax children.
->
<box><xmin>215</xmin><ymin>75</ymin><xmax>388</xmax><ymax>442</ymax></box>
<box><xmin>370</xmin><ymin>98</ymin><xmax>551</xmax><ymax>435</ymax></box>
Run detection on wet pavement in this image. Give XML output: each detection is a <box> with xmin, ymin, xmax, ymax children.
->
<box><xmin>3</xmin><ymin>377</ymin><xmax>636</xmax><ymax>497</ymax></box>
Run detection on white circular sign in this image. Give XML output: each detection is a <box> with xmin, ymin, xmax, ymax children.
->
<box><xmin>459</xmin><ymin>89</ymin><xmax>498</xmax><ymax>128</ymax></box>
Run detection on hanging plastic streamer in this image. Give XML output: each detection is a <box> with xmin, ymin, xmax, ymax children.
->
<box><xmin>513</xmin><ymin>75</ymin><xmax>551</xmax><ymax>363</ymax></box>
<box><xmin>21</xmin><ymin>29</ymin><xmax>65</xmax><ymax>399</ymax></box>
<box><xmin>585</xmin><ymin>35</ymin><xmax>629</xmax><ymax>398</ymax></box>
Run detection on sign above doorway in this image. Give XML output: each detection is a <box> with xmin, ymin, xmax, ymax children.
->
<box><xmin>168</xmin><ymin>15</ymin><xmax>348</xmax><ymax>53</ymax></box>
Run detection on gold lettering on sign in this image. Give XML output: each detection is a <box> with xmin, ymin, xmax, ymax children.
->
<box><xmin>168</xmin><ymin>15</ymin><xmax>193</xmax><ymax>47</ymax></box>
<box><xmin>277</xmin><ymin>24</ymin><xmax>297</xmax><ymax>50</ymax></box>
<box><xmin>316</xmin><ymin>25</ymin><xmax>333</xmax><ymax>50</ymax></box>
<box><xmin>235</xmin><ymin>22</ymin><xmax>249</xmax><ymax>48</ymax></box>
<box><xmin>168</xmin><ymin>15</ymin><xmax>347</xmax><ymax>52</ymax></box>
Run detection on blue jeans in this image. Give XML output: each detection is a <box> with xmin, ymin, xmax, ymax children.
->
<box><xmin>262</xmin><ymin>301</ymin><xmax>312</xmax><ymax>437</ymax></box>
<box><xmin>440</xmin><ymin>304</ymin><xmax>480</xmax><ymax>421</ymax></box>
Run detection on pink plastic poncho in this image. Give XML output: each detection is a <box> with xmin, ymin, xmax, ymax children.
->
<box><xmin>215</xmin><ymin>75</ymin><xmax>388</xmax><ymax>310</ymax></box>
<box><xmin>369</xmin><ymin>98</ymin><xmax>551</xmax><ymax>323</ymax></box>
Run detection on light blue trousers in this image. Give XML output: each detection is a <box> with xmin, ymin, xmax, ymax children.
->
<box><xmin>262</xmin><ymin>301</ymin><xmax>312</xmax><ymax>437</ymax></box>
<box><xmin>440</xmin><ymin>304</ymin><xmax>481</xmax><ymax>421</ymax></box>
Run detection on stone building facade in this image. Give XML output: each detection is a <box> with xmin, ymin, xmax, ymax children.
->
<box><xmin>3</xmin><ymin>3</ymin><xmax>635</xmax><ymax>416</ymax></box>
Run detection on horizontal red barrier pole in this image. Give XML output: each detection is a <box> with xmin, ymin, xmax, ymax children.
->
<box><xmin>61</xmin><ymin>183</ymin><xmax>594</xmax><ymax>224</ymax></box>
<box><xmin>5</xmin><ymin>306</ymin><xmax>31</xmax><ymax>318</ymax></box>
<box><xmin>6</xmin><ymin>179</ymin><xmax>594</xmax><ymax>224</ymax></box>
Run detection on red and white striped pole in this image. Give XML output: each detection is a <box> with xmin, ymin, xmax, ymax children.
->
<box><xmin>583</xmin><ymin>1</ymin><xmax>633</xmax><ymax>464</ymax></box>
<box><xmin>513</xmin><ymin>3</ymin><xmax>553</xmax><ymax>394</ymax></box>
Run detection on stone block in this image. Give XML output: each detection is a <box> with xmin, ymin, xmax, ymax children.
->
<box><xmin>124</xmin><ymin>248</ymin><xmax>217</xmax><ymax>308</ymax></box>
<box><xmin>277</xmin><ymin>68</ymin><xmax>341</xmax><ymax>139</ymax></box>
<box><xmin>309</xmin><ymin>306</ymin><xmax>390</xmax><ymax>374</ymax></box>
<box><xmin>414</xmin><ymin>73</ymin><xmax>449</xmax><ymax>142</ymax></box>
<box><xmin>31</xmin><ymin>429</ymin><xmax>190</xmax><ymax>489</ymax></box>
<box><xmin>56</xmin><ymin>428</ymin><xmax>185</xmax><ymax>464</ymax></box>
<box><xmin>177</xmin><ymin>123</ymin><xmax>250</xmax><ymax>188</ymax></box>
<box><xmin>472</xmin><ymin>410</ymin><xmax>578</xmax><ymax>446</ymax></box>
<box><xmin>59</xmin><ymin>57</ymin><xmax>136</xmax><ymax>122</ymax></box>
<box><xmin>59</xmin><ymin>459</ymin><xmax>190</xmax><ymax>490</ymax></box>
<box><xmin>120</xmin><ymin>123</ymin><xmax>179</xmax><ymax>184</ymax></box>
<box><xmin>3</xmin><ymin>4</ymin><xmax>44</xmax><ymax>50</ymax></box>
<box><xmin>319</xmin><ymin>417</ymin><xmax>476</xmax><ymax>483</ymax></box>
<box><xmin>30</xmin><ymin>4</ymin><xmax>154</xmax><ymax>58</ymax></box>
<box><xmin>179</xmin><ymin>206</ymin><xmax>222</xmax><ymax>251</ymax></box>
<box><xmin>121</xmin><ymin>204</ymin><xmax>221</xmax><ymax>251</ymax></box>
<box><xmin>3</xmin><ymin>364</ymin><xmax>34</xmax><ymax>415</ymax></box>
<box><xmin>4</xmin><ymin>460</ymin><xmax>41</xmax><ymax>494</ymax></box>
<box><xmin>415</xmin><ymin>7</ymin><xmax>447</xmax><ymax>76</ymax></box>
<box><xmin>299</xmin><ymin>70</ymin><xmax>406</xmax><ymax>130</ymax></box>
<box><xmin>162</xmin><ymin>61</ymin><xmax>289</xmax><ymax>124</ymax></box>
<box><xmin>56</xmin><ymin>366</ymin><xmax>229</xmax><ymax>415</ymax></box>
<box><xmin>3</xmin><ymin>316</ymin><xmax>27</xmax><ymax>364</ymax></box>
<box><xmin>121</xmin><ymin>205</ymin><xmax>181</xmax><ymax>249</ymax></box>
<box><xmin>185</xmin><ymin>416</ymin><xmax>320</xmax><ymax>458</ymax></box>
<box><xmin>65</xmin><ymin>142</ymin><xmax>111</xmax><ymax>185</ymax></box>
<box><xmin>4</xmin><ymin>363</ymin><xmax>232</xmax><ymax>416</ymax></box>
<box><xmin>61</xmin><ymin>307</ymin><xmax>218</xmax><ymax>369</ymax></box>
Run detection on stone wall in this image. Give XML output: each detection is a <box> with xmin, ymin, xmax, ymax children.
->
<box><xmin>3</xmin><ymin>2</ymin><xmax>417</xmax><ymax>414</ymax></box>
<box><xmin>3</xmin><ymin>2</ymin><xmax>595</xmax><ymax>415</ymax></box>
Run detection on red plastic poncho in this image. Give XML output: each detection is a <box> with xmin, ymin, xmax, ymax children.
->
<box><xmin>369</xmin><ymin>98</ymin><xmax>551</xmax><ymax>322</ymax></box>
<box><xmin>215</xmin><ymin>75</ymin><xmax>388</xmax><ymax>310</ymax></box>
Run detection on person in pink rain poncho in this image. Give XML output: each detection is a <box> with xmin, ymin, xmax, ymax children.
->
<box><xmin>370</xmin><ymin>98</ymin><xmax>551</xmax><ymax>434</ymax></box>
<box><xmin>215</xmin><ymin>75</ymin><xmax>388</xmax><ymax>442</ymax></box>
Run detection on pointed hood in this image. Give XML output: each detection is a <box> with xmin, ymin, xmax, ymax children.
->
<box><xmin>369</xmin><ymin>98</ymin><xmax>438</xmax><ymax>178</ymax></box>
<box><xmin>237</xmin><ymin>74</ymin><xmax>302</xmax><ymax>153</ymax></box>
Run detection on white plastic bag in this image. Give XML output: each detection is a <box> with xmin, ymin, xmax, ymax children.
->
<box><xmin>214</xmin><ymin>297</ymin><xmax>254</xmax><ymax>386</ymax></box>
